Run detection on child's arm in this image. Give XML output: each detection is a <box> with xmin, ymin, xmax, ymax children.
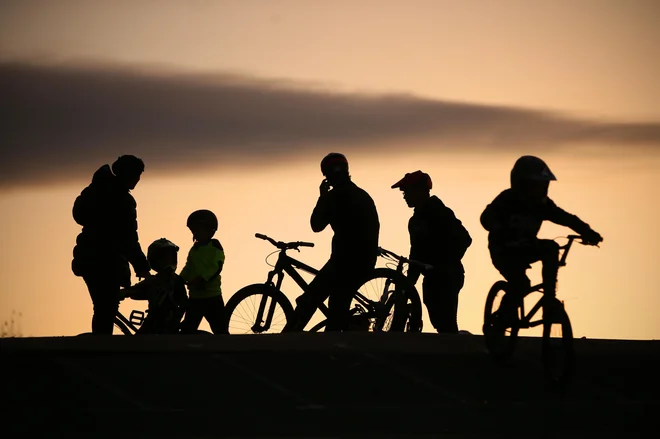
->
<box><xmin>199</xmin><ymin>240</ymin><xmax>225</xmax><ymax>281</ymax></box>
<box><xmin>544</xmin><ymin>199</ymin><xmax>591</xmax><ymax>233</ymax></box>
<box><xmin>545</xmin><ymin>199</ymin><xmax>602</xmax><ymax>242</ymax></box>
<box><xmin>174</xmin><ymin>276</ymin><xmax>188</xmax><ymax>309</ymax></box>
<box><xmin>181</xmin><ymin>241</ymin><xmax>225</xmax><ymax>286</ymax></box>
<box><xmin>120</xmin><ymin>278</ymin><xmax>152</xmax><ymax>301</ymax></box>
<box><xmin>179</xmin><ymin>249</ymin><xmax>193</xmax><ymax>282</ymax></box>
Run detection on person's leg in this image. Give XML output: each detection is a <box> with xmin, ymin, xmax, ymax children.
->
<box><xmin>493</xmin><ymin>253</ymin><xmax>532</xmax><ymax>325</ymax></box>
<box><xmin>423</xmin><ymin>272</ymin><xmax>464</xmax><ymax>334</ymax></box>
<box><xmin>202</xmin><ymin>295</ymin><xmax>229</xmax><ymax>335</ymax></box>
<box><xmin>180</xmin><ymin>299</ymin><xmax>204</xmax><ymax>334</ymax></box>
<box><xmin>326</xmin><ymin>280</ymin><xmax>353</xmax><ymax>332</ymax></box>
<box><xmin>326</xmin><ymin>262</ymin><xmax>374</xmax><ymax>332</ymax></box>
<box><xmin>83</xmin><ymin>271</ymin><xmax>120</xmax><ymax>335</ymax></box>
<box><xmin>534</xmin><ymin>239</ymin><xmax>560</xmax><ymax>296</ymax></box>
<box><xmin>283</xmin><ymin>262</ymin><xmax>335</xmax><ymax>332</ymax></box>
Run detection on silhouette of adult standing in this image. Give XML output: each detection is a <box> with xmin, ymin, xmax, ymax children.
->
<box><xmin>72</xmin><ymin>155</ymin><xmax>151</xmax><ymax>334</ymax></box>
<box><xmin>392</xmin><ymin>170</ymin><xmax>472</xmax><ymax>333</ymax></box>
<box><xmin>284</xmin><ymin>153</ymin><xmax>380</xmax><ymax>332</ymax></box>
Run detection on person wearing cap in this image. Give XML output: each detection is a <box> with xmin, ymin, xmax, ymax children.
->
<box><xmin>392</xmin><ymin>170</ymin><xmax>472</xmax><ymax>334</ymax></box>
<box><xmin>72</xmin><ymin>155</ymin><xmax>151</xmax><ymax>335</ymax></box>
<box><xmin>284</xmin><ymin>152</ymin><xmax>380</xmax><ymax>332</ymax></box>
<box><xmin>480</xmin><ymin>156</ymin><xmax>602</xmax><ymax>324</ymax></box>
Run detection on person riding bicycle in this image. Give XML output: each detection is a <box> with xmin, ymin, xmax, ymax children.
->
<box><xmin>392</xmin><ymin>170</ymin><xmax>472</xmax><ymax>333</ymax></box>
<box><xmin>284</xmin><ymin>152</ymin><xmax>380</xmax><ymax>332</ymax></box>
<box><xmin>71</xmin><ymin>155</ymin><xmax>151</xmax><ymax>335</ymax></box>
<box><xmin>480</xmin><ymin>155</ymin><xmax>603</xmax><ymax>323</ymax></box>
<box><xmin>179</xmin><ymin>209</ymin><xmax>228</xmax><ymax>335</ymax></box>
<box><xmin>119</xmin><ymin>238</ymin><xmax>187</xmax><ymax>334</ymax></box>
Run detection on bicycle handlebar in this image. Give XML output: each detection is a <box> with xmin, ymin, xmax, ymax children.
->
<box><xmin>564</xmin><ymin>234</ymin><xmax>602</xmax><ymax>247</ymax></box>
<box><xmin>378</xmin><ymin>247</ymin><xmax>433</xmax><ymax>271</ymax></box>
<box><xmin>255</xmin><ymin>233</ymin><xmax>314</xmax><ymax>250</ymax></box>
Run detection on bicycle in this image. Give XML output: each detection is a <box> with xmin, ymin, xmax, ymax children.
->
<box><xmin>78</xmin><ymin>297</ymin><xmax>213</xmax><ymax>336</ymax></box>
<box><xmin>223</xmin><ymin>233</ymin><xmax>423</xmax><ymax>334</ymax></box>
<box><xmin>114</xmin><ymin>308</ymin><xmax>147</xmax><ymax>335</ymax></box>
<box><xmin>482</xmin><ymin>234</ymin><xmax>601</xmax><ymax>388</ymax></box>
<box><xmin>76</xmin><ymin>308</ymin><xmax>145</xmax><ymax>336</ymax></box>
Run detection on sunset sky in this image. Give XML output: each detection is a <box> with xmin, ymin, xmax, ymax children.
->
<box><xmin>1</xmin><ymin>0</ymin><xmax>658</xmax><ymax>339</ymax></box>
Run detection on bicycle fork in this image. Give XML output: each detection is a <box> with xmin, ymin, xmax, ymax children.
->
<box><xmin>251</xmin><ymin>270</ymin><xmax>284</xmax><ymax>333</ymax></box>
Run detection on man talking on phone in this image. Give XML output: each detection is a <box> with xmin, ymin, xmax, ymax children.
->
<box><xmin>284</xmin><ymin>152</ymin><xmax>380</xmax><ymax>331</ymax></box>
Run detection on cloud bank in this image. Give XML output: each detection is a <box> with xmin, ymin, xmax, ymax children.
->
<box><xmin>1</xmin><ymin>60</ymin><xmax>659</xmax><ymax>189</ymax></box>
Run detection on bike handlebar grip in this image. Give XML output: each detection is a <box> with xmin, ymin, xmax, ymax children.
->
<box><xmin>299</xmin><ymin>242</ymin><xmax>314</xmax><ymax>247</ymax></box>
<box><xmin>255</xmin><ymin>233</ymin><xmax>268</xmax><ymax>240</ymax></box>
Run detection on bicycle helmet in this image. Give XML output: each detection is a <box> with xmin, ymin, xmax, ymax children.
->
<box><xmin>510</xmin><ymin>155</ymin><xmax>556</xmax><ymax>190</ymax></box>
<box><xmin>391</xmin><ymin>170</ymin><xmax>432</xmax><ymax>190</ymax></box>
<box><xmin>147</xmin><ymin>238</ymin><xmax>179</xmax><ymax>273</ymax></box>
<box><xmin>320</xmin><ymin>152</ymin><xmax>349</xmax><ymax>176</ymax></box>
<box><xmin>186</xmin><ymin>209</ymin><xmax>218</xmax><ymax>230</ymax></box>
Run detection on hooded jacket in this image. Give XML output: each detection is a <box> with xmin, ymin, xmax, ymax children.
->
<box><xmin>72</xmin><ymin>164</ymin><xmax>149</xmax><ymax>284</ymax></box>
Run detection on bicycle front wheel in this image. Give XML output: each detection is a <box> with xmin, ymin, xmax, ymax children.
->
<box><xmin>366</xmin><ymin>268</ymin><xmax>422</xmax><ymax>332</ymax></box>
<box><xmin>542</xmin><ymin>298</ymin><xmax>575</xmax><ymax>390</ymax></box>
<box><xmin>224</xmin><ymin>284</ymin><xmax>295</xmax><ymax>334</ymax></box>
<box><xmin>483</xmin><ymin>281</ymin><xmax>519</xmax><ymax>361</ymax></box>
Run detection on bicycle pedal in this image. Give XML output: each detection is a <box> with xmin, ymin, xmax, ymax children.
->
<box><xmin>129</xmin><ymin>310</ymin><xmax>146</xmax><ymax>325</ymax></box>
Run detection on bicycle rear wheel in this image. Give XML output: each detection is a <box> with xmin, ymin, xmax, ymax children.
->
<box><xmin>483</xmin><ymin>281</ymin><xmax>519</xmax><ymax>361</ymax></box>
<box><xmin>224</xmin><ymin>284</ymin><xmax>295</xmax><ymax>334</ymax></box>
<box><xmin>308</xmin><ymin>268</ymin><xmax>422</xmax><ymax>332</ymax></box>
<box><xmin>542</xmin><ymin>298</ymin><xmax>575</xmax><ymax>390</ymax></box>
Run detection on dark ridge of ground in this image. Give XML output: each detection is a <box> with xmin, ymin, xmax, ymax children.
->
<box><xmin>2</xmin><ymin>332</ymin><xmax>658</xmax><ymax>438</ymax></box>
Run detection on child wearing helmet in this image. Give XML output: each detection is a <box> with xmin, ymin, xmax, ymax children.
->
<box><xmin>480</xmin><ymin>155</ymin><xmax>603</xmax><ymax>323</ymax></box>
<box><xmin>179</xmin><ymin>209</ymin><xmax>228</xmax><ymax>335</ymax></box>
<box><xmin>119</xmin><ymin>238</ymin><xmax>188</xmax><ymax>334</ymax></box>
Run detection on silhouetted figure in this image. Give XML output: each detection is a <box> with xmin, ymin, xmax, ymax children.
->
<box><xmin>72</xmin><ymin>155</ymin><xmax>151</xmax><ymax>335</ymax></box>
<box><xmin>392</xmin><ymin>171</ymin><xmax>472</xmax><ymax>334</ymax></box>
<box><xmin>119</xmin><ymin>238</ymin><xmax>187</xmax><ymax>334</ymax></box>
<box><xmin>179</xmin><ymin>210</ymin><xmax>228</xmax><ymax>335</ymax></box>
<box><xmin>480</xmin><ymin>155</ymin><xmax>603</xmax><ymax>322</ymax></box>
<box><xmin>284</xmin><ymin>153</ymin><xmax>380</xmax><ymax>332</ymax></box>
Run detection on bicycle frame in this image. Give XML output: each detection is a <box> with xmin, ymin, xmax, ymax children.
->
<box><xmin>516</xmin><ymin>235</ymin><xmax>580</xmax><ymax>330</ymax></box>
<box><xmin>113</xmin><ymin>309</ymin><xmax>148</xmax><ymax>335</ymax></box>
<box><xmin>257</xmin><ymin>249</ymin><xmax>385</xmax><ymax>331</ymax></box>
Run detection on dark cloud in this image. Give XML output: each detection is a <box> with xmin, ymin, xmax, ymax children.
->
<box><xmin>1</xmin><ymin>60</ymin><xmax>659</xmax><ymax>189</ymax></box>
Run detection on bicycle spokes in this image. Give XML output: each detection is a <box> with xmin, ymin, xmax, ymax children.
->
<box><xmin>229</xmin><ymin>292</ymin><xmax>289</xmax><ymax>334</ymax></box>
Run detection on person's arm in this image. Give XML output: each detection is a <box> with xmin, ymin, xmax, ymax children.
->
<box><xmin>310</xmin><ymin>190</ymin><xmax>333</xmax><ymax>233</ymax></box>
<box><xmin>122</xmin><ymin>278</ymin><xmax>151</xmax><ymax>301</ymax></box>
<box><xmin>436</xmin><ymin>206</ymin><xmax>472</xmax><ymax>261</ymax></box>
<box><xmin>199</xmin><ymin>240</ymin><xmax>225</xmax><ymax>281</ymax></box>
<box><xmin>545</xmin><ymin>198</ymin><xmax>603</xmax><ymax>243</ymax></box>
<box><xmin>544</xmin><ymin>198</ymin><xmax>591</xmax><ymax>234</ymax></box>
<box><xmin>174</xmin><ymin>276</ymin><xmax>188</xmax><ymax>310</ymax></box>
<box><xmin>407</xmin><ymin>219</ymin><xmax>422</xmax><ymax>285</ymax></box>
<box><xmin>406</xmin><ymin>264</ymin><xmax>421</xmax><ymax>287</ymax></box>
<box><xmin>182</xmin><ymin>241</ymin><xmax>225</xmax><ymax>285</ymax></box>
<box><xmin>118</xmin><ymin>195</ymin><xmax>150</xmax><ymax>277</ymax></box>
